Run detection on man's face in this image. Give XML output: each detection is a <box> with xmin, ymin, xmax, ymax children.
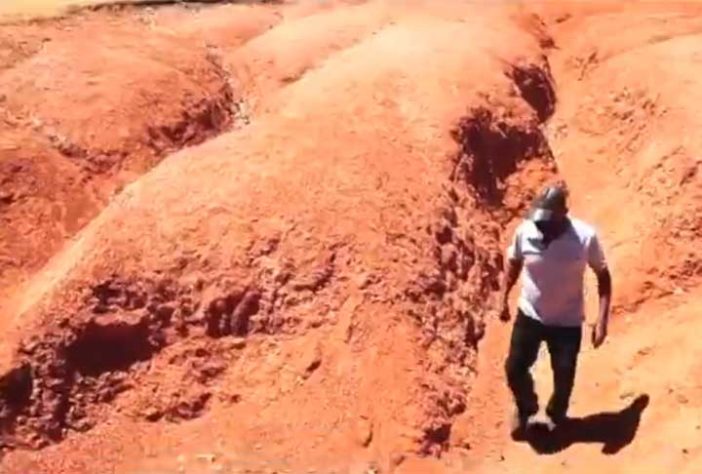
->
<box><xmin>535</xmin><ymin>217</ymin><xmax>568</xmax><ymax>240</ymax></box>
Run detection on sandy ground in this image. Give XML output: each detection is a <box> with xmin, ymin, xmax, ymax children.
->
<box><xmin>1</xmin><ymin>1</ymin><xmax>702</xmax><ymax>473</ymax></box>
<box><xmin>0</xmin><ymin>0</ymin><xmax>113</xmax><ymax>18</ymax></box>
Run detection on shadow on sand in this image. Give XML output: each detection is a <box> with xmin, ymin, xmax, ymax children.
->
<box><xmin>521</xmin><ymin>394</ymin><xmax>650</xmax><ymax>455</ymax></box>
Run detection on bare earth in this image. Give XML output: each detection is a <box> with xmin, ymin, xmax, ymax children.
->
<box><xmin>0</xmin><ymin>0</ymin><xmax>115</xmax><ymax>18</ymax></box>
<box><xmin>1</xmin><ymin>1</ymin><xmax>702</xmax><ymax>473</ymax></box>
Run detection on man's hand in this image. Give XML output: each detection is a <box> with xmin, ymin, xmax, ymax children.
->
<box><xmin>499</xmin><ymin>258</ymin><xmax>522</xmax><ymax>323</ymax></box>
<box><xmin>591</xmin><ymin>319</ymin><xmax>607</xmax><ymax>348</ymax></box>
<box><xmin>499</xmin><ymin>299</ymin><xmax>511</xmax><ymax>323</ymax></box>
<box><xmin>592</xmin><ymin>267</ymin><xmax>611</xmax><ymax>349</ymax></box>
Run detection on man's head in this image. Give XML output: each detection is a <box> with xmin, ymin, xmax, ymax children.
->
<box><xmin>529</xmin><ymin>184</ymin><xmax>569</xmax><ymax>239</ymax></box>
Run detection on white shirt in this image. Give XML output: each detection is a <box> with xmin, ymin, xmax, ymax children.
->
<box><xmin>507</xmin><ymin>217</ymin><xmax>607</xmax><ymax>327</ymax></box>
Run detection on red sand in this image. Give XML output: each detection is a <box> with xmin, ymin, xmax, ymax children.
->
<box><xmin>1</xmin><ymin>1</ymin><xmax>702</xmax><ymax>473</ymax></box>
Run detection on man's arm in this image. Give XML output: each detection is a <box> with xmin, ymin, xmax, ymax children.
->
<box><xmin>592</xmin><ymin>267</ymin><xmax>612</xmax><ymax>348</ymax></box>
<box><xmin>499</xmin><ymin>258</ymin><xmax>522</xmax><ymax>322</ymax></box>
<box><xmin>500</xmin><ymin>225</ymin><xmax>524</xmax><ymax>322</ymax></box>
<box><xmin>588</xmin><ymin>230</ymin><xmax>612</xmax><ymax>348</ymax></box>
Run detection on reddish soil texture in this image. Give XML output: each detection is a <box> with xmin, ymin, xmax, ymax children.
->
<box><xmin>0</xmin><ymin>1</ymin><xmax>702</xmax><ymax>473</ymax></box>
<box><xmin>0</xmin><ymin>6</ymin><xmax>239</xmax><ymax>299</ymax></box>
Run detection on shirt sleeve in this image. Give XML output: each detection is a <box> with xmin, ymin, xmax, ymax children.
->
<box><xmin>587</xmin><ymin>232</ymin><xmax>608</xmax><ymax>271</ymax></box>
<box><xmin>506</xmin><ymin>226</ymin><xmax>523</xmax><ymax>262</ymax></box>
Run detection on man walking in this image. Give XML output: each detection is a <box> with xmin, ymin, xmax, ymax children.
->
<box><xmin>499</xmin><ymin>184</ymin><xmax>612</xmax><ymax>435</ymax></box>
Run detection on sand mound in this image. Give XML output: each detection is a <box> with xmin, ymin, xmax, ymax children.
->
<box><xmin>544</xmin><ymin>5</ymin><xmax>702</xmax><ymax>312</ymax></box>
<box><xmin>0</xmin><ymin>11</ymin><xmax>235</xmax><ymax>296</ymax></box>
<box><xmin>449</xmin><ymin>3</ymin><xmax>702</xmax><ymax>473</ymax></box>
<box><xmin>3</xmin><ymin>2</ymin><xmax>702</xmax><ymax>474</ymax></box>
<box><xmin>224</xmin><ymin>1</ymin><xmax>394</xmax><ymax>114</ymax></box>
<box><xmin>0</xmin><ymin>4</ymin><xmax>558</xmax><ymax>472</ymax></box>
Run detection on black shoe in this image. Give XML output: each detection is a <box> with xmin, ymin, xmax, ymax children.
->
<box><xmin>545</xmin><ymin>408</ymin><xmax>568</xmax><ymax>427</ymax></box>
<box><xmin>527</xmin><ymin>412</ymin><xmax>557</xmax><ymax>433</ymax></box>
<box><xmin>510</xmin><ymin>408</ymin><xmax>530</xmax><ymax>440</ymax></box>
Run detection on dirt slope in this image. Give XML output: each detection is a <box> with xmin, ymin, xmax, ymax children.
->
<box><xmin>0</xmin><ymin>0</ymin><xmax>112</xmax><ymax>18</ymax></box>
<box><xmin>445</xmin><ymin>3</ymin><xmax>702</xmax><ymax>473</ymax></box>
<box><xmin>224</xmin><ymin>1</ymin><xmax>395</xmax><ymax>114</ymax></box>
<box><xmin>2</xmin><ymin>1</ymin><xmax>702</xmax><ymax>473</ymax></box>
<box><xmin>0</xmin><ymin>3</ymin><xmax>558</xmax><ymax>473</ymax></box>
<box><xmin>0</xmin><ymin>7</ymin><xmax>244</xmax><ymax>303</ymax></box>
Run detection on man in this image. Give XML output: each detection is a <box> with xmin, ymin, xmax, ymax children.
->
<box><xmin>499</xmin><ymin>184</ymin><xmax>612</xmax><ymax>435</ymax></box>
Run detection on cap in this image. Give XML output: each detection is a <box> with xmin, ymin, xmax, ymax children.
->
<box><xmin>529</xmin><ymin>185</ymin><xmax>568</xmax><ymax>222</ymax></box>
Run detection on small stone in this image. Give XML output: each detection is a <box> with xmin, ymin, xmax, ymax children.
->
<box><xmin>300</xmin><ymin>344</ymin><xmax>322</xmax><ymax>378</ymax></box>
<box><xmin>231</xmin><ymin>337</ymin><xmax>246</xmax><ymax>349</ymax></box>
<box><xmin>355</xmin><ymin>272</ymin><xmax>375</xmax><ymax>289</ymax></box>
<box><xmin>307</xmin><ymin>317</ymin><xmax>324</xmax><ymax>329</ymax></box>
<box><xmin>144</xmin><ymin>406</ymin><xmax>163</xmax><ymax>422</ymax></box>
<box><xmin>355</xmin><ymin>418</ymin><xmax>373</xmax><ymax>447</ymax></box>
<box><xmin>637</xmin><ymin>347</ymin><xmax>652</xmax><ymax>357</ymax></box>
<box><xmin>196</xmin><ymin>453</ymin><xmax>216</xmax><ymax>463</ymax></box>
<box><xmin>71</xmin><ymin>417</ymin><xmax>93</xmax><ymax>432</ymax></box>
<box><xmin>619</xmin><ymin>391</ymin><xmax>635</xmax><ymax>400</ymax></box>
<box><xmin>218</xmin><ymin>391</ymin><xmax>241</xmax><ymax>404</ymax></box>
<box><xmin>390</xmin><ymin>452</ymin><xmax>405</xmax><ymax>466</ymax></box>
<box><xmin>177</xmin><ymin>454</ymin><xmax>186</xmax><ymax>464</ymax></box>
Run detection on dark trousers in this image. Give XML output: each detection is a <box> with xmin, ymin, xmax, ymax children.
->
<box><xmin>505</xmin><ymin>310</ymin><xmax>582</xmax><ymax>421</ymax></box>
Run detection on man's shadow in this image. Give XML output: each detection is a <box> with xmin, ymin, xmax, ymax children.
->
<box><xmin>521</xmin><ymin>394</ymin><xmax>650</xmax><ymax>455</ymax></box>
